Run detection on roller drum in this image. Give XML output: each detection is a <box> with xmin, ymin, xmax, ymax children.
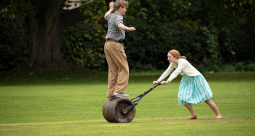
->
<box><xmin>102</xmin><ymin>98</ymin><xmax>136</xmax><ymax>123</ymax></box>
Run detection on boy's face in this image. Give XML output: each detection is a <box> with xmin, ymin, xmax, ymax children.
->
<box><xmin>119</xmin><ymin>6</ymin><xmax>127</xmax><ymax>16</ymax></box>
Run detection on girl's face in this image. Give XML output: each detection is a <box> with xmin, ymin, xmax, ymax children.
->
<box><xmin>167</xmin><ymin>53</ymin><xmax>177</xmax><ymax>63</ymax></box>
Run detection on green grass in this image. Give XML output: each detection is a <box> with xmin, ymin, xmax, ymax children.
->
<box><xmin>0</xmin><ymin>70</ymin><xmax>255</xmax><ymax>135</ymax></box>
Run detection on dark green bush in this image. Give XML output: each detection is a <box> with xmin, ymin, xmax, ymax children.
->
<box><xmin>0</xmin><ymin>15</ymin><xmax>29</xmax><ymax>71</ymax></box>
<box><xmin>232</xmin><ymin>23</ymin><xmax>255</xmax><ymax>62</ymax></box>
<box><xmin>60</xmin><ymin>19</ymin><xmax>106</xmax><ymax>70</ymax></box>
<box><xmin>59</xmin><ymin>16</ymin><xmax>255</xmax><ymax>72</ymax></box>
<box><xmin>124</xmin><ymin>17</ymin><xmax>222</xmax><ymax>72</ymax></box>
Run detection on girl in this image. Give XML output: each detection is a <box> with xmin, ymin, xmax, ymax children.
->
<box><xmin>153</xmin><ymin>49</ymin><xmax>223</xmax><ymax>120</ymax></box>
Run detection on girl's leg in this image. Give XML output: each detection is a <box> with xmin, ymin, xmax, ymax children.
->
<box><xmin>205</xmin><ymin>99</ymin><xmax>223</xmax><ymax>119</ymax></box>
<box><xmin>184</xmin><ymin>104</ymin><xmax>197</xmax><ymax>120</ymax></box>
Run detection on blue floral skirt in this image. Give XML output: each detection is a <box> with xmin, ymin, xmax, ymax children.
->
<box><xmin>178</xmin><ymin>74</ymin><xmax>213</xmax><ymax>106</ymax></box>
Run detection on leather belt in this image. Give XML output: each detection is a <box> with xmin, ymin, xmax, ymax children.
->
<box><xmin>106</xmin><ymin>39</ymin><xmax>122</xmax><ymax>43</ymax></box>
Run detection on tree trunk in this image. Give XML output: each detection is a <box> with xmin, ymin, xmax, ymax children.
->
<box><xmin>28</xmin><ymin>12</ymin><xmax>64</xmax><ymax>69</ymax></box>
<box><xmin>19</xmin><ymin>0</ymin><xmax>86</xmax><ymax>71</ymax></box>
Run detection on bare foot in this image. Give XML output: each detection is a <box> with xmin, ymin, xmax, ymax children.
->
<box><xmin>215</xmin><ymin>116</ymin><xmax>223</xmax><ymax>119</ymax></box>
<box><xmin>186</xmin><ymin>115</ymin><xmax>197</xmax><ymax>120</ymax></box>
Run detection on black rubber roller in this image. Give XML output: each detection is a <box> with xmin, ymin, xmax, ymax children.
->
<box><xmin>102</xmin><ymin>98</ymin><xmax>136</xmax><ymax>123</ymax></box>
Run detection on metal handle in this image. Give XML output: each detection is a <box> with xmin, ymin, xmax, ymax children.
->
<box><xmin>123</xmin><ymin>82</ymin><xmax>161</xmax><ymax>114</ymax></box>
<box><xmin>131</xmin><ymin>82</ymin><xmax>161</xmax><ymax>103</ymax></box>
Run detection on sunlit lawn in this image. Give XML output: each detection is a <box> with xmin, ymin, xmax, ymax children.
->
<box><xmin>0</xmin><ymin>71</ymin><xmax>254</xmax><ymax>135</ymax></box>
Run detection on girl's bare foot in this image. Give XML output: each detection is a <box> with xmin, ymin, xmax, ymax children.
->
<box><xmin>186</xmin><ymin>115</ymin><xmax>197</xmax><ymax>120</ymax></box>
<box><xmin>215</xmin><ymin>116</ymin><xmax>223</xmax><ymax>119</ymax></box>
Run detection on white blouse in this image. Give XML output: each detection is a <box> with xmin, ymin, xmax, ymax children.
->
<box><xmin>157</xmin><ymin>59</ymin><xmax>201</xmax><ymax>82</ymax></box>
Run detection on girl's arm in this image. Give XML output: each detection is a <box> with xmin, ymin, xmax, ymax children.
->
<box><xmin>157</xmin><ymin>63</ymin><xmax>175</xmax><ymax>82</ymax></box>
<box><xmin>166</xmin><ymin>59</ymin><xmax>187</xmax><ymax>83</ymax></box>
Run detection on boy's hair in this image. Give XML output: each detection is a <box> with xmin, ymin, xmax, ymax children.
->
<box><xmin>114</xmin><ymin>0</ymin><xmax>129</xmax><ymax>10</ymax></box>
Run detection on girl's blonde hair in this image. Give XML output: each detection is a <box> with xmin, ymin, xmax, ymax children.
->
<box><xmin>169</xmin><ymin>49</ymin><xmax>186</xmax><ymax>59</ymax></box>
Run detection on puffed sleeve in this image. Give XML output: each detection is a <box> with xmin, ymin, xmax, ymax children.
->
<box><xmin>115</xmin><ymin>15</ymin><xmax>123</xmax><ymax>26</ymax></box>
<box><xmin>105</xmin><ymin>14</ymin><xmax>112</xmax><ymax>21</ymax></box>
<box><xmin>157</xmin><ymin>63</ymin><xmax>175</xmax><ymax>81</ymax></box>
<box><xmin>167</xmin><ymin>59</ymin><xmax>187</xmax><ymax>82</ymax></box>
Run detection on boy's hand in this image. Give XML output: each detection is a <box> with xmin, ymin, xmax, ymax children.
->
<box><xmin>109</xmin><ymin>2</ymin><xmax>114</xmax><ymax>10</ymax></box>
<box><xmin>127</xmin><ymin>27</ymin><xmax>136</xmax><ymax>31</ymax></box>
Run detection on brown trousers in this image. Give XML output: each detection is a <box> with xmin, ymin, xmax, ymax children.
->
<box><xmin>104</xmin><ymin>41</ymin><xmax>129</xmax><ymax>98</ymax></box>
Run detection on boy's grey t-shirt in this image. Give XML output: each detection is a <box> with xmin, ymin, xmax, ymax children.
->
<box><xmin>105</xmin><ymin>12</ymin><xmax>125</xmax><ymax>41</ymax></box>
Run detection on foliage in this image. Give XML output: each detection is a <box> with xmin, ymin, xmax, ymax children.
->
<box><xmin>60</xmin><ymin>19</ymin><xmax>106</xmax><ymax>70</ymax></box>
<box><xmin>124</xmin><ymin>16</ymin><xmax>224</xmax><ymax>71</ymax></box>
<box><xmin>0</xmin><ymin>0</ymin><xmax>34</xmax><ymax>71</ymax></box>
<box><xmin>196</xmin><ymin>61</ymin><xmax>255</xmax><ymax>73</ymax></box>
<box><xmin>59</xmin><ymin>14</ymin><xmax>255</xmax><ymax>72</ymax></box>
<box><xmin>217</xmin><ymin>20</ymin><xmax>255</xmax><ymax>65</ymax></box>
<box><xmin>60</xmin><ymin>1</ymin><xmax>108</xmax><ymax>70</ymax></box>
<box><xmin>128</xmin><ymin>0</ymin><xmax>255</xmax><ymax>28</ymax></box>
<box><xmin>231</xmin><ymin>22</ymin><xmax>255</xmax><ymax>62</ymax></box>
<box><xmin>9</xmin><ymin>0</ymin><xmax>33</xmax><ymax>19</ymax></box>
<box><xmin>0</xmin><ymin>12</ymin><xmax>29</xmax><ymax>71</ymax></box>
<box><xmin>123</xmin><ymin>0</ymin><xmax>255</xmax><ymax>72</ymax></box>
<box><xmin>0</xmin><ymin>18</ymin><xmax>28</xmax><ymax>71</ymax></box>
<box><xmin>80</xmin><ymin>0</ymin><xmax>107</xmax><ymax>21</ymax></box>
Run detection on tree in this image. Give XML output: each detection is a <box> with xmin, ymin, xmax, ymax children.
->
<box><xmin>0</xmin><ymin>0</ymin><xmax>107</xmax><ymax>71</ymax></box>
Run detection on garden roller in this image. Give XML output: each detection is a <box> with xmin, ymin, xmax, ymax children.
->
<box><xmin>102</xmin><ymin>82</ymin><xmax>161</xmax><ymax>123</ymax></box>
